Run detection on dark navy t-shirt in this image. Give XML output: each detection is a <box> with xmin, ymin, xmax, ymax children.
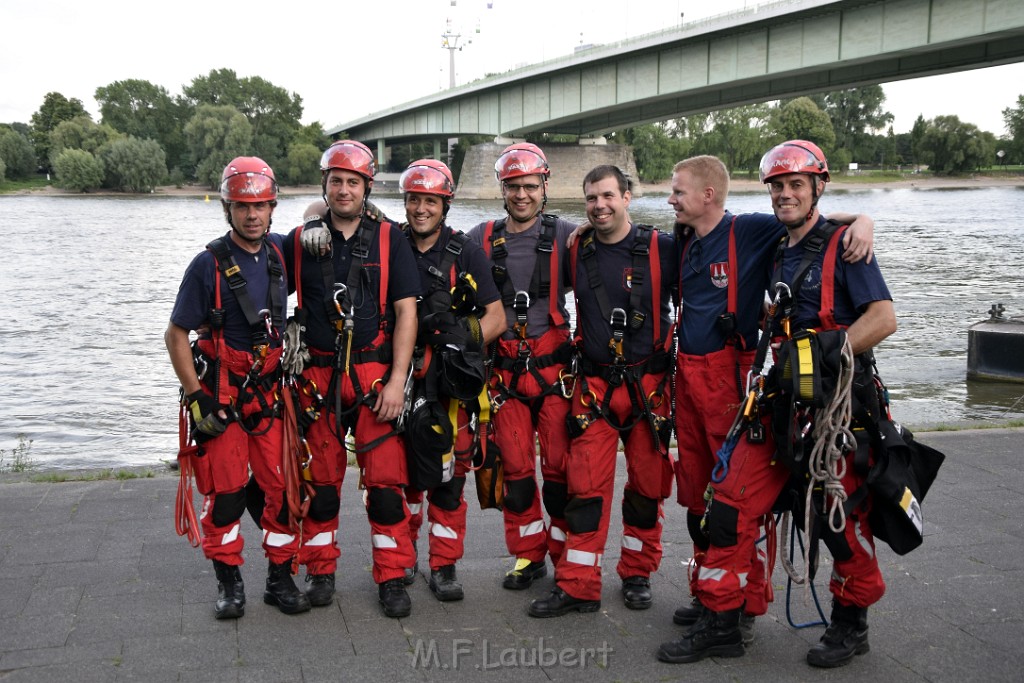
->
<box><xmin>408</xmin><ymin>225</ymin><xmax>500</xmax><ymax>313</ymax></box>
<box><xmin>569</xmin><ymin>224</ymin><xmax>677</xmax><ymax>365</ymax></box>
<box><xmin>676</xmin><ymin>211</ymin><xmax>784</xmax><ymax>355</ymax></box>
<box><xmin>466</xmin><ymin>215</ymin><xmax>576</xmax><ymax>340</ymax></box>
<box><xmin>171</xmin><ymin>231</ymin><xmax>288</xmax><ymax>352</ymax></box>
<box><xmin>284</xmin><ymin>217</ymin><xmax>420</xmax><ymax>353</ymax></box>
<box><xmin>777</xmin><ymin>217</ymin><xmax>891</xmax><ymax>331</ymax></box>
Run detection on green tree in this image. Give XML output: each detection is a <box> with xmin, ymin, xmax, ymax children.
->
<box><xmin>30</xmin><ymin>92</ymin><xmax>89</xmax><ymax>172</ymax></box>
<box><xmin>879</xmin><ymin>126</ymin><xmax>901</xmax><ymax>169</ymax></box>
<box><xmin>0</xmin><ymin>156</ymin><xmax>6</xmax><ymax>182</ymax></box>
<box><xmin>773</xmin><ymin>97</ymin><xmax>835</xmax><ymax>149</ymax></box>
<box><xmin>1002</xmin><ymin>94</ymin><xmax>1024</xmax><ymax>164</ymax></box>
<box><xmin>95</xmin><ymin>79</ymin><xmax>187</xmax><ymax>174</ymax></box>
<box><xmin>909</xmin><ymin>115</ymin><xmax>928</xmax><ymax>170</ymax></box>
<box><xmin>53</xmin><ymin>148</ymin><xmax>104</xmax><ymax>191</ymax></box>
<box><xmin>807</xmin><ymin>86</ymin><xmax>893</xmax><ymax>162</ymax></box>
<box><xmin>48</xmin><ymin>116</ymin><xmax>120</xmax><ymax>166</ymax></box>
<box><xmin>618</xmin><ymin>124</ymin><xmax>684</xmax><ymax>182</ymax></box>
<box><xmin>282</xmin><ymin>142</ymin><xmax>322</xmax><ymax>185</ymax></box>
<box><xmin>184</xmin><ymin>104</ymin><xmax>254</xmax><ymax>189</ymax></box>
<box><xmin>0</xmin><ymin>128</ymin><xmax>38</xmax><ymax>179</ymax></box>
<box><xmin>919</xmin><ymin>115</ymin><xmax>994</xmax><ymax>174</ymax></box>
<box><xmin>183</xmin><ymin>69</ymin><xmax>302</xmax><ymax>170</ymax></box>
<box><xmin>99</xmin><ymin>136</ymin><xmax>167</xmax><ymax>192</ymax></box>
<box><xmin>293</xmin><ymin>121</ymin><xmax>331</xmax><ymax>151</ymax></box>
<box><xmin>704</xmin><ymin>104</ymin><xmax>772</xmax><ymax>175</ymax></box>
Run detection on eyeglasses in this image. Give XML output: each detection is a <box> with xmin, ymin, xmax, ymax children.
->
<box><xmin>502</xmin><ymin>182</ymin><xmax>541</xmax><ymax>194</ymax></box>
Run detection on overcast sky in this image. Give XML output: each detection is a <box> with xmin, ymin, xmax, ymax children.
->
<box><xmin>3</xmin><ymin>0</ymin><xmax>1021</xmax><ymax>138</ymax></box>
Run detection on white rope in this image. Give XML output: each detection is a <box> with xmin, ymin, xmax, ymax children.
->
<box><xmin>780</xmin><ymin>333</ymin><xmax>857</xmax><ymax>594</ymax></box>
<box><xmin>281</xmin><ymin>319</ymin><xmax>310</xmax><ymax>377</ymax></box>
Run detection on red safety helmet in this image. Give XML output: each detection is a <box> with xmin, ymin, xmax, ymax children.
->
<box><xmin>320</xmin><ymin>140</ymin><xmax>376</xmax><ymax>180</ymax></box>
<box><xmin>399</xmin><ymin>159</ymin><xmax>455</xmax><ymax>198</ymax></box>
<box><xmin>759</xmin><ymin>140</ymin><xmax>830</xmax><ymax>183</ymax></box>
<box><xmin>220</xmin><ymin>156</ymin><xmax>278</xmax><ymax>203</ymax></box>
<box><xmin>494</xmin><ymin>142</ymin><xmax>550</xmax><ymax>182</ymax></box>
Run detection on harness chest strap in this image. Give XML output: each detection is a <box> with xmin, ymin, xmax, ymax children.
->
<box><xmin>569</xmin><ymin>225</ymin><xmax>668</xmax><ymax>358</ymax></box>
<box><xmin>206</xmin><ymin>236</ymin><xmax>285</xmax><ymax>347</ymax></box>
<box><xmin>484</xmin><ymin>215</ymin><xmax>565</xmax><ymax>329</ymax></box>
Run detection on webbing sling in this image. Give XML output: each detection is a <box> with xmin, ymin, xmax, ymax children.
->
<box><xmin>483</xmin><ymin>214</ymin><xmax>565</xmax><ymax>328</ymax></box>
<box><xmin>419</xmin><ymin>228</ymin><xmax>468</xmax><ymax>315</ymax></box>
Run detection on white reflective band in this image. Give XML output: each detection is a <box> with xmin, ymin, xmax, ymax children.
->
<box><xmin>697</xmin><ymin>566</ymin><xmax>727</xmax><ymax>582</ymax></box>
<box><xmin>519</xmin><ymin>521</ymin><xmax>545</xmax><ymax>537</ymax></box>
<box><xmin>621</xmin><ymin>535</ymin><xmax>643</xmax><ymax>552</ymax></box>
<box><xmin>220</xmin><ymin>523</ymin><xmax>240</xmax><ymax>545</ymax></box>
<box><xmin>372</xmin><ymin>534</ymin><xmax>398</xmax><ymax>549</ymax></box>
<box><xmin>200</xmin><ymin>497</ymin><xmax>212</xmax><ymax>521</ymax></box>
<box><xmin>262</xmin><ymin>530</ymin><xmax>294</xmax><ymax>547</ymax></box>
<box><xmin>549</xmin><ymin>526</ymin><xmax>567</xmax><ymax>542</ymax></box>
<box><xmin>305</xmin><ymin>531</ymin><xmax>335</xmax><ymax>547</ymax></box>
<box><xmin>430</xmin><ymin>523</ymin><xmax>459</xmax><ymax>539</ymax></box>
<box><xmin>566</xmin><ymin>549</ymin><xmax>602</xmax><ymax>566</ymax></box>
<box><xmin>407</xmin><ymin>503</ymin><xmax>422</xmax><ymax>515</ymax></box>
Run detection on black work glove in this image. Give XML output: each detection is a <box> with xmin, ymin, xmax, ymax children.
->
<box><xmin>187</xmin><ymin>390</ymin><xmax>227</xmax><ymax>444</ymax></box>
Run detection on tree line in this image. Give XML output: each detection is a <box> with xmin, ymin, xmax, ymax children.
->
<box><xmin>1</xmin><ymin>69</ymin><xmax>1023</xmax><ymax>192</ymax></box>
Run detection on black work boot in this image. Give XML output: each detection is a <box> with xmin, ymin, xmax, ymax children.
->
<box><xmin>304</xmin><ymin>573</ymin><xmax>336</xmax><ymax>607</ymax></box>
<box><xmin>528</xmin><ymin>587</ymin><xmax>600</xmax><ymax>618</ymax></box>
<box><xmin>212</xmin><ymin>560</ymin><xmax>245</xmax><ymax>620</ymax></box>
<box><xmin>429</xmin><ymin>564</ymin><xmax>465</xmax><ymax>601</ymax></box>
<box><xmin>263</xmin><ymin>561</ymin><xmax>312</xmax><ymax>615</ymax></box>
<box><xmin>378</xmin><ymin>578</ymin><xmax>412</xmax><ymax>618</ymax></box>
<box><xmin>673</xmin><ymin>595</ymin><xmax>706</xmax><ymax>626</ymax></box>
<box><xmin>502</xmin><ymin>558</ymin><xmax>547</xmax><ymax>590</ymax></box>
<box><xmin>621</xmin><ymin>576</ymin><xmax>652</xmax><ymax>610</ymax></box>
<box><xmin>657</xmin><ymin>607</ymin><xmax>745</xmax><ymax>663</ymax></box>
<box><xmin>807</xmin><ymin>601</ymin><xmax>870</xmax><ymax>668</ymax></box>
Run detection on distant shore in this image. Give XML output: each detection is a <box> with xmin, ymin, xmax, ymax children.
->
<box><xmin>8</xmin><ymin>174</ymin><xmax>1023</xmax><ymax>198</ymax></box>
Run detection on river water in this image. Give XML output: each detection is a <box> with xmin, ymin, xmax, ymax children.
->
<box><xmin>2</xmin><ymin>186</ymin><xmax>1022</xmax><ymax>470</ymax></box>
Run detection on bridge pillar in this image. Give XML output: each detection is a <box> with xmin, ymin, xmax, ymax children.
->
<box><xmin>433</xmin><ymin>139</ymin><xmax>442</xmax><ymax>161</ymax></box>
<box><xmin>376</xmin><ymin>139</ymin><xmax>389</xmax><ymax>168</ymax></box>
<box><xmin>456</xmin><ymin>142</ymin><xmax>641</xmax><ymax>200</ymax></box>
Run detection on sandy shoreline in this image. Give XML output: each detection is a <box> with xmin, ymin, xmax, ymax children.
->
<box><xmin>8</xmin><ymin>174</ymin><xmax>1023</xmax><ymax>198</ymax></box>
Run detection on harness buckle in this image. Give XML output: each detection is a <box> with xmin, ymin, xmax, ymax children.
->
<box><xmin>609</xmin><ymin>307</ymin><xmax>627</xmax><ymax>360</ymax></box>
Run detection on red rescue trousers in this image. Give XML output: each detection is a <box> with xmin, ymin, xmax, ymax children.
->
<box><xmin>674</xmin><ymin>347</ymin><xmax>772</xmax><ymax>615</ymax></box>
<box><xmin>490</xmin><ymin>328</ymin><xmax>571</xmax><ymax>566</ymax></box>
<box><xmin>697</xmin><ymin>432</ymin><xmax>886</xmax><ymax>612</ymax></box>
<box><xmin>192</xmin><ymin>342</ymin><xmax>295</xmax><ymax>567</ymax></box>
<box><xmin>556</xmin><ymin>367</ymin><xmax>673</xmax><ymax>602</ymax></box>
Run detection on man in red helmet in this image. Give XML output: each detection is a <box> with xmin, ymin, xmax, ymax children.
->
<box><xmin>659</xmin><ymin>141</ymin><xmax>896</xmax><ymax>668</ymax></box>
<box><xmin>166</xmin><ymin>157</ymin><xmax>311</xmax><ymax>619</ymax></box>
<box><xmin>398</xmin><ymin>159</ymin><xmax>506</xmax><ymax>601</ymax></box>
<box><xmin>665</xmin><ymin>155</ymin><xmax>874</xmax><ymax>644</ymax></box>
<box><xmin>466</xmin><ymin>143</ymin><xmax>578</xmax><ymax>591</ymax></box>
<box><xmin>282</xmin><ymin>141</ymin><xmax>421</xmax><ymax>618</ymax></box>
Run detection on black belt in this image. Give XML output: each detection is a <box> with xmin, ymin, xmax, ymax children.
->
<box><xmin>578</xmin><ymin>351</ymin><xmax>670</xmax><ymax>382</ymax></box>
<box><xmin>307</xmin><ymin>344</ymin><xmax>393</xmax><ymax>368</ymax></box>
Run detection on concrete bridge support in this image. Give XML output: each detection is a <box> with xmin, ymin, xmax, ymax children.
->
<box><xmin>456</xmin><ymin>142</ymin><xmax>641</xmax><ymax>200</ymax></box>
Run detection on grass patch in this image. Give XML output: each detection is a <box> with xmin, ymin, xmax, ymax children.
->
<box><xmin>915</xmin><ymin>418</ymin><xmax>1024</xmax><ymax>433</ymax></box>
<box><xmin>0</xmin><ymin>177</ymin><xmax>50</xmax><ymax>194</ymax></box>
<box><xmin>29</xmin><ymin>469</ymin><xmax>157</xmax><ymax>483</ymax></box>
<box><xmin>0</xmin><ymin>434</ymin><xmax>35</xmax><ymax>473</ymax></box>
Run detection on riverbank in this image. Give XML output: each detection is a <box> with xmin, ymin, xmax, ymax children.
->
<box><xmin>8</xmin><ymin>173</ymin><xmax>1024</xmax><ymax>198</ymax></box>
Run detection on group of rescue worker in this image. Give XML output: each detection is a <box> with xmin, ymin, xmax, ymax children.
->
<box><xmin>166</xmin><ymin>136</ymin><xmax>897</xmax><ymax>669</ymax></box>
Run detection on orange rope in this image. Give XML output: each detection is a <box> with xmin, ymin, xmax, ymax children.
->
<box><xmin>174</xmin><ymin>399</ymin><xmax>201</xmax><ymax>548</ymax></box>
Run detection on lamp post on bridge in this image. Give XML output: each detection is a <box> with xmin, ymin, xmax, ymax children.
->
<box><xmin>441</xmin><ymin>19</ymin><xmax>466</xmax><ymax>89</ymax></box>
